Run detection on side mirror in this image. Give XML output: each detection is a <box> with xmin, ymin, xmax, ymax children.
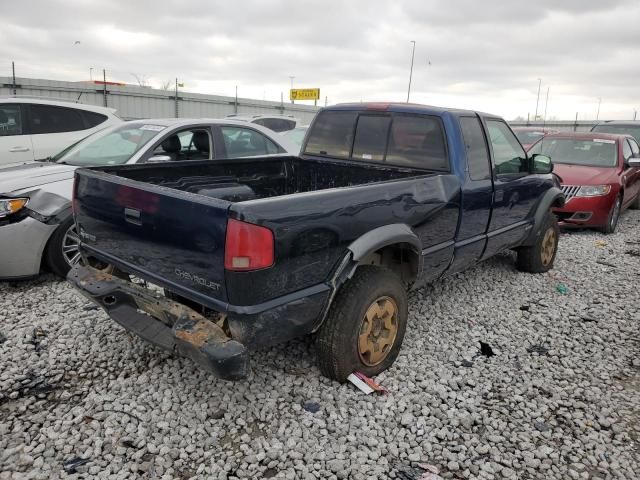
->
<box><xmin>147</xmin><ymin>155</ymin><xmax>172</xmax><ymax>163</ymax></box>
<box><xmin>628</xmin><ymin>158</ymin><xmax>640</xmax><ymax>168</ymax></box>
<box><xmin>531</xmin><ymin>154</ymin><xmax>553</xmax><ymax>174</ymax></box>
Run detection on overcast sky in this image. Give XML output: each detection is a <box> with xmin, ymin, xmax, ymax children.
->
<box><xmin>2</xmin><ymin>0</ymin><xmax>639</xmax><ymax>120</ymax></box>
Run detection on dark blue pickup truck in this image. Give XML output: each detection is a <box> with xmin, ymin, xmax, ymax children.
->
<box><xmin>68</xmin><ymin>103</ymin><xmax>564</xmax><ymax>381</ymax></box>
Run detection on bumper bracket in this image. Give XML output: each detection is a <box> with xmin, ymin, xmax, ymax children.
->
<box><xmin>67</xmin><ymin>264</ymin><xmax>249</xmax><ymax>380</ymax></box>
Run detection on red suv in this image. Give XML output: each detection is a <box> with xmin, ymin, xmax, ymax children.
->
<box><xmin>529</xmin><ymin>132</ymin><xmax>640</xmax><ymax>233</ymax></box>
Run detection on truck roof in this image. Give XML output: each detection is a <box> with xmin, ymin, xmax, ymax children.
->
<box><xmin>329</xmin><ymin>102</ymin><xmax>495</xmax><ymax>118</ymax></box>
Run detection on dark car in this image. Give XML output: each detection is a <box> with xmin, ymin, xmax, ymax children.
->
<box><xmin>512</xmin><ymin>127</ymin><xmax>559</xmax><ymax>151</ymax></box>
<box><xmin>68</xmin><ymin>103</ymin><xmax>563</xmax><ymax>381</ymax></box>
<box><xmin>529</xmin><ymin>132</ymin><xmax>640</xmax><ymax>233</ymax></box>
<box><xmin>591</xmin><ymin>121</ymin><xmax>640</xmax><ymax>145</ymax></box>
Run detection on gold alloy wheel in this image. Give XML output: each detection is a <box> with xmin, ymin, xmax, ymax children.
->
<box><xmin>540</xmin><ymin>228</ymin><xmax>556</xmax><ymax>266</ymax></box>
<box><xmin>358</xmin><ymin>296</ymin><xmax>399</xmax><ymax>366</ymax></box>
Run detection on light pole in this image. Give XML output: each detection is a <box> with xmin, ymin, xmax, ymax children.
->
<box><xmin>534</xmin><ymin>78</ymin><xmax>542</xmax><ymax>120</ymax></box>
<box><xmin>289</xmin><ymin>76</ymin><xmax>295</xmax><ymax>104</ymax></box>
<box><xmin>596</xmin><ymin>97</ymin><xmax>602</xmax><ymax>120</ymax></box>
<box><xmin>543</xmin><ymin>87</ymin><xmax>549</xmax><ymax>122</ymax></box>
<box><xmin>407</xmin><ymin>40</ymin><xmax>416</xmax><ymax>103</ymax></box>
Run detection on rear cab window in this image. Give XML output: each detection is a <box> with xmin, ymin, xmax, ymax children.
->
<box><xmin>303</xmin><ymin>110</ymin><xmax>449</xmax><ymax>171</ymax></box>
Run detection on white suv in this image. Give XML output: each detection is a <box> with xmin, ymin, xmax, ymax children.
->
<box><xmin>0</xmin><ymin>97</ymin><xmax>121</xmax><ymax>167</ymax></box>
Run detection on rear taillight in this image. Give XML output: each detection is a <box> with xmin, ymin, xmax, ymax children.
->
<box><xmin>224</xmin><ymin>218</ymin><xmax>274</xmax><ymax>271</ymax></box>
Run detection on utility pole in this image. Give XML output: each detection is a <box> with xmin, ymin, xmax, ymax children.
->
<box><xmin>174</xmin><ymin>78</ymin><xmax>179</xmax><ymax>118</ymax></box>
<box><xmin>534</xmin><ymin>78</ymin><xmax>542</xmax><ymax>120</ymax></box>
<box><xmin>574</xmin><ymin>112</ymin><xmax>579</xmax><ymax>132</ymax></box>
<box><xmin>596</xmin><ymin>97</ymin><xmax>602</xmax><ymax>120</ymax></box>
<box><xmin>235</xmin><ymin>85</ymin><xmax>238</xmax><ymax>114</ymax></box>
<box><xmin>325</xmin><ymin>96</ymin><xmax>328</xmax><ymax>107</ymax></box>
<box><xmin>11</xmin><ymin>61</ymin><xmax>16</xmax><ymax>95</ymax></box>
<box><xmin>407</xmin><ymin>40</ymin><xmax>416</xmax><ymax>103</ymax></box>
<box><xmin>102</xmin><ymin>69</ymin><xmax>107</xmax><ymax>107</ymax></box>
<box><xmin>634</xmin><ymin>110</ymin><xmax>638</xmax><ymax>121</ymax></box>
<box><xmin>543</xmin><ymin>87</ymin><xmax>549</xmax><ymax>121</ymax></box>
<box><xmin>289</xmin><ymin>76</ymin><xmax>295</xmax><ymax>104</ymax></box>
<box><xmin>90</xmin><ymin>68</ymin><xmax>93</xmax><ymax>82</ymax></box>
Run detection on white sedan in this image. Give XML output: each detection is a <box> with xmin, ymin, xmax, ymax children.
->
<box><xmin>0</xmin><ymin>118</ymin><xmax>298</xmax><ymax>280</ymax></box>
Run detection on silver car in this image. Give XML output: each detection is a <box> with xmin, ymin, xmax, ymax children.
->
<box><xmin>0</xmin><ymin>118</ymin><xmax>298</xmax><ymax>280</ymax></box>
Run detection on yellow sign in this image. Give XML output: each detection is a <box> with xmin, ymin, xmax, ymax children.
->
<box><xmin>290</xmin><ymin>88</ymin><xmax>320</xmax><ymax>101</ymax></box>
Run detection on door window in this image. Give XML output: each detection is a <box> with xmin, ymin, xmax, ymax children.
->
<box><xmin>0</xmin><ymin>104</ymin><xmax>23</xmax><ymax>136</ymax></box>
<box><xmin>221</xmin><ymin>126</ymin><xmax>282</xmax><ymax>158</ymax></box>
<box><xmin>460</xmin><ymin>117</ymin><xmax>491</xmax><ymax>180</ymax></box>
<box><xmin>29</xmin><ymin>105</ymin><xmax>85</xmax><ymax>134</ymax></box>
<box><xmin>151</xmin><ymin>129</ymin><xmax>213</xmax><ymax>161</ymax></box>
<box><xmin>486</xmin><ymin>120</ymin><xmax>528</xmax><ymax>175</ymax></box>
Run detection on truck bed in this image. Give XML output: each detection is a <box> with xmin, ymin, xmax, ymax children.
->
<box><xmin>95</xmin><ymin>156</ymin><xmax>421</xmax><ymax>201</ymax></box>
<box><xmin>74</xmin><ymin>155</ymin><xmax>449</xmax><ymax>311</ymax></box>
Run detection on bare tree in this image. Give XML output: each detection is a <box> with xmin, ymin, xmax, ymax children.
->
<box><xmin>131</xmin><ymin>73</ymin><xmax>149</xmax><ymax>87</ymax></box>
<box><xmin>159</xmin><ymin>80</ymin><xmax>172</xmax><ymax>91</ymax></box>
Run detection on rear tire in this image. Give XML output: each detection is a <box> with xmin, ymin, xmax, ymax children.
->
<box><xmin>516</xmin><ymin>211</ymin><xmax>559</xmax><ymax>273</ymax></box>
<box><xmin>600</xmin><ymin>194</ymin><xmax>622</xmax><ymax>234</ymax></box>
<box><xmin>315</xmin><ymin>266</ymin><xmax>408</xmax><ymax>382</ymax></box>
<box><xmin>45</xmin><ymin>216</ymin><xmax>80</xmax><ymax>278</ymax></box>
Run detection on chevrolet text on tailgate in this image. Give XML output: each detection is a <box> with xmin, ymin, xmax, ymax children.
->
<box><xmin>68</xmin><ymin>103</ymin><xmax>564</xmax><ymax>381</ymax></box>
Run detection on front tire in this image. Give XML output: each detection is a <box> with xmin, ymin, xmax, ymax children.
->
<box><xmin>45</xmin><ymin>216</ymin><xmax>81</xmax><ymax>277</ymax></box>
<box><xmin>516</xmin><ymin>211</ymin><xmax>559</xmax><ymax>273</ymax></box>
<box><xmin>316</xmin><ymin>266</ymin><xmax>408</xmax><ymax>382</ymax></box>
<box><xmin>600</xmin><ymin>194</ymin><xmax>622</xmax><ymax>234</ymax></box>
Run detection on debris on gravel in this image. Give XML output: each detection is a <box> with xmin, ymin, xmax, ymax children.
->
<box><xmin>1</xmin><ymin>212</ymin><xmax>639</xmax><ymax>479</ymax></box>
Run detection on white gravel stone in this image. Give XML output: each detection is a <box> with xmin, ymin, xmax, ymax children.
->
<box><xmin>1</xmin><ymin>212</ymin><xmax>640</xmax><ymax>479</ymax></box>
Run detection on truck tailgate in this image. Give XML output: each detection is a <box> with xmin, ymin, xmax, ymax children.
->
<box><xmin>73</xmin><ymin>169</ymin><xmax>230</xmax><ymax>307</ymax></box>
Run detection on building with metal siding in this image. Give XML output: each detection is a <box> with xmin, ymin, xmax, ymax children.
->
<box><xmin>0</xmin><ymin>77</ymin><xmax>320</xmax><ymax>123</ymax></box>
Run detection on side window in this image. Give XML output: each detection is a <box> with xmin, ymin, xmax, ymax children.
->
<box><xmin>486</xmin><ymin>120</ymin><xmax>528</xmax><ymax>175</ymax></box>
<box><xmin>623</xmin><ymin>139</ymin><xmax>633</xmax><ymax>160</ymax></box>
<box><xmin>0</xmin><ymin>104</ymin><xmax>23</xmax><ymax>136</ymax></box>
<box><xmin>352</xmin><ymin>115</ymin><xmax>391</xmax><ymax>162</ymax></box>
<box><xmin>459</xmin><ymin>117</ymin><xmax>491</xmax><ymax>180</ymax></box>
<box><xmin>221</xmin><ymin>127</ymin><xmax>282</xmax><ymax>158</ymax></box>
<box><xmin>82</xmin><ymin>111</ymin><xmax>108</xmax><ymax>129</ymax></box>
<box><xmin>386</xmin><ymin>115</ymin><xmax>448</xmax><ymax>170</ymax></box>
<box><xmin>29</xmin><ymin>105</ymin><xmax>85</xmax><ymax>134</ymax></box>
<box><xmin>628</xmin><ymin>138</ymin><xmax>640</xmax><ymax>157</ymax></box>
<box><xmin>151</xmin><ymin>128</ymin><xmax>212</xmax><ymax>161</ymax></box>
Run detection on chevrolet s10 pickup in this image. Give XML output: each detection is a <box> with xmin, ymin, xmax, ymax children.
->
<box><xmin>68</xmin><ymin>103</ymin><xmax>564</xmax><ymax>381</ymax></box>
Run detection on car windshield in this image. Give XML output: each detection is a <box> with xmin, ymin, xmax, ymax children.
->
<box><xmin>55</xmin><ymin>123</ymin><xmax>165</xmax><ymax>166</ymax></box>
<box><xmin>533</xmin><ymin>138</ymin><xmax>617</xmax><ymax>167</ymax></box>
<box><xmin>514</xmin><ymin>130</ymin><xmax>544</xmax><ymax>144</ymax></box>
<box><xmin>592</xmin><ymin>124</ymin><xmax>640</xmax><ymax>144</ymax></box>
<box><xmin>280</xmin><ymin>126</ymin><xmax>308</xmax><ymax>146</ymax></box>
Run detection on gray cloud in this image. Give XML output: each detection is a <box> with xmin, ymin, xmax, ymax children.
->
<box><xmin>1</xmin><ymin>0</ymin><xmax>638</xmax><ymax>119</ymax></box>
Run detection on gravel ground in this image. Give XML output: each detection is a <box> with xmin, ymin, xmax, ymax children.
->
<box><xmin>1</xmin><ymin>212</ymin><xmax>639</xmax><ymax>480</ymax></box>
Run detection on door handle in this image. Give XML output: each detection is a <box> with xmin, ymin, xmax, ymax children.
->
<box><xmin>9</xmin><ymin>146</ymin><xmax>30</xmax><ymax>152</ymax></box>
<box><xmin>124</xmin><ymin>207</ymin><xmax>142</xmax><ymax>226</ymax></box>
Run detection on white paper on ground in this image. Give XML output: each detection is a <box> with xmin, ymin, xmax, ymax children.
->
<box><xmin>347</xmin><ymin>373</ymin><xmax>374</xmax><ymax>394</ymax></box>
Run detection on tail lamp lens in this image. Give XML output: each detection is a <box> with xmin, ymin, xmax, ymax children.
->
<box><xmin>224</xmin><ymin>219</ymin><xmax>274</xmax><ymax>271</ymax></box>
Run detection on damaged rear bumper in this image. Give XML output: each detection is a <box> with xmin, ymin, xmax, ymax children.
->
<box><xmin>67</xmin><ymin>264</ymin><xmax>249</xmax><ymax>380</ymax></box>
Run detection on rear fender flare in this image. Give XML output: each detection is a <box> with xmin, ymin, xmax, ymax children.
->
<box><xmin>522</xmin><ymin>187</ymin><xmax>564</xmax><ymax>246</ymax></box>
<box><xmin>313</xmin><ymin>224</ymin><xmax>421</xmax><ymax>331</ymax></box>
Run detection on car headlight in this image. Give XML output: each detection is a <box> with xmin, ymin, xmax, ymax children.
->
<box><xmin>576</xmin><ymin>185</ymin><xmax>611</xmax><ymax>197</ymax></box>
<box><xmin>0</xmin><ymin>197</ymin><xmax>29</xmax><ymax>217</ymax></box>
